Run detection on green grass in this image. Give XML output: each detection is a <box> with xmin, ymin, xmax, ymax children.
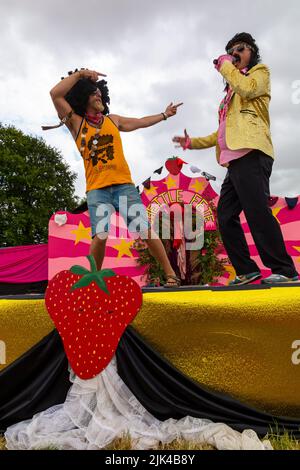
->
<box><xmin>267</xmin><ymin>431</ymin><xmax>300</xmax><ymax>451</ymax></box>
<box><xmin>104</xmin><ymin>433</ymin><xmax>215</xmax><ymax>450</ymax></box>
<box><xmin>1</xmin><ymin>432</ymin><xmax>299</xmax><ymax>451</ymax></box>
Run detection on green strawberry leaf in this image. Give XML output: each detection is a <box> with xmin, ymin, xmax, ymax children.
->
<box><xmin>71</xmin><ymin>273</ymin><xmax>96</xmax><ymax>290</ymax></box>
<box><xmin>69</xmin><ymin>256</ymin><xmax>117</xmax><ymax>294</ymax></box>
<box><xmin>95</xmin><ymin>277</ymin><xmax>110</xmax><ymax>295</ymax></box>
<box><xmin>100</xmin><ymin>269</ymin><xmax>117</xmax><ymax>278</ymax></box>
<box><xmin>70</xmin><ymin>265</ymin><xmax>90</xmax><ymax>276</ymax></box>
<box><xmin>87</xmin><ymin>254</ymin><xmax>98</xmax><ymax>272</ymax></box>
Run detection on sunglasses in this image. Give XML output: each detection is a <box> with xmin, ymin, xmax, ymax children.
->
<box><xmin>227</xmin><ymin>43</ymin><xmax>254</xmax><ymax>56</ymax></box>
<box><xmin>91</xmin><ymin>89</ymin><xmax>102</xmax><ymax>97</ymax></box>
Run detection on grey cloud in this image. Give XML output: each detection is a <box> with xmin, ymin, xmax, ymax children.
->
<box><xmin>0</xmin><ymin>0</ymin><xmax>299</xmax><ymax>197</ymax></box>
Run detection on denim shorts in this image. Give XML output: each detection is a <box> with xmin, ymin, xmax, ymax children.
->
<box><xmin>86</xmin><ymin>183</ymin><xmax>151</xmax><ymax>238</ymax></box>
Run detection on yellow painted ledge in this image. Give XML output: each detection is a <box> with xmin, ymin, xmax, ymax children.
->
<box><xmin>1</xmin><ymin>287</ymin><xmax>300</xmax><ymax>418</ymax></box>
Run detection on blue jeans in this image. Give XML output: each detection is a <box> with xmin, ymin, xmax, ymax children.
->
<box><xmin>86</xmin><ymin>183</ymin><xmax>151</xmax><ymax>238</ymax></box>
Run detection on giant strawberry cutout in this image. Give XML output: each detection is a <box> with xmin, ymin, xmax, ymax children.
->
<box><xmin>165</xmin><ymin>156</ymin><xmax>187</xmax><ymax>175</ymax></box>
<box><xmin>45</xmin><ymin>255</ymin><xmax>142</xmax><ymax>379</ymax></box>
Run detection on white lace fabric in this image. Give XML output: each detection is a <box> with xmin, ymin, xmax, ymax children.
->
<box><xmin>4</xmin><ymin>357</ymin><xmax>272</xmax><ymax>450</ymax></box>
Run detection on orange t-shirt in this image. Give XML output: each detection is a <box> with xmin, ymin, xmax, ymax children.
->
<box><xmin>75</xmin><ymin>116</ymin><xmax>133</xmax><ymax>193</ymax></box>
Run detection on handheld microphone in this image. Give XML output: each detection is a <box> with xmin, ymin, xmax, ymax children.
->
<box><xmin>213</xmin><ymin>56</ymin><xmax>239</xmax><ymax>66</ymax></box>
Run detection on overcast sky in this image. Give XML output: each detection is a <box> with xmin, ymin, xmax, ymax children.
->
<box><xmin>1</xmin><ymin>0</ymin><xmax>299</xmax><ymax>198</ymax></box>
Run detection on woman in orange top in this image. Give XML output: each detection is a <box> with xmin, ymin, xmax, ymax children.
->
<box><xmin>48</xmin><ymin>68</ymin><xmax>183</xmax><ymax>287</ymax></box>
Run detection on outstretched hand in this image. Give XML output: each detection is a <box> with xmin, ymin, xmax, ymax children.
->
<box><xmin>172</xmin><ymin>129</ymin><xmax>191</xmax><ymax>149</ymax></box>
<box><xmin>165</xmin><ymin>102</ymin><xmax>183</xmax><ymax>118</ymax></box>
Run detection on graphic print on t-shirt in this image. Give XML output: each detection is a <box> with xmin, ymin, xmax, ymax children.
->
<box><xmin>86</xmin><ymin>134</ymin><xmax>115</xmax><ymax>167</ymax></box>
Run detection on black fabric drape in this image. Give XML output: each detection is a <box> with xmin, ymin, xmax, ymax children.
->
<box><xmin>1</xmin><ymin>327</ymin><xmax>300</xmax><ymax>438</ymax></box>
<box><xmin>0</xmin><ymin>330</ymin><xmax>70</xmax><ymax>433</ymax></box>
<box><xmin>116</xmin><ymin>327</ymin><xmax>300</xmax><ymax>438</ymax></box>
<box><xmin>0</xmin><ymin>280</ymin><xmax>48</xmax><ymax>295</ymax></box>
<box><xmin>70</xmin><ymin>202</ymin><xmax>88</xmax><ymax>214</ymax></box>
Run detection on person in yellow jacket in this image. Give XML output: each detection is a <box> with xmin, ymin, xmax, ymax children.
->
<box><xmin>47</xmin><ymin>68</ymin><xmax>183</xmax><ymax>287</ymax></box>
<box><xmin>173</xmin><ymin>32</ymin><xmax>298</xmax><ymax>286</ymax></box>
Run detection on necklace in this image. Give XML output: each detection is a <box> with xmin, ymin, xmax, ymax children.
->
<box><xmin>79</xmin><ymin>116</ymin><xmax>104</xmax><ymax>159</ymax></box>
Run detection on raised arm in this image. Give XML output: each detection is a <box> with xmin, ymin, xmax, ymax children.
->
<box><xmin>110</xmin><ymin>102</ymin><xmax>183</xmax><ymax>132</ymax></box>
<box><xmin>49</xmin><ymin>69</ymin><xmax>106</xmax><ymax>138</ymax></box>
<box><xmin>219</xmin><ymin>61</ymin><xmax>270</xmax><ymax>100</ymax></box>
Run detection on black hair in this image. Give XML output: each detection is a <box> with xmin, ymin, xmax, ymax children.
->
<box><xmin>225</xmin><ymin>32</ymin><xmax>261</xmax><ymax>69</ymax></box>
<box><xmin>63</xmin><ymin>70</ymin><xmax>110</xmax><ymax>117</ymax></box>
<box><xmin>223</xmin><ymin>33</ymin><xmax>261</xmax><ymax>92</ymax></box>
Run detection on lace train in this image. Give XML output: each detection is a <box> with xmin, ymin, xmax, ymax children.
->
<box><xmin>4</xmin><ymin>357</ymin><xmax>272</xmax><ymax>450</ymax></box>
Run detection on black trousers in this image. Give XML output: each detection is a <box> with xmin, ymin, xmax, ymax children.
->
<box><xmin>217</xmin><ymin>150</ymin><xmax>298</xmax><ymax>278</ymax></box>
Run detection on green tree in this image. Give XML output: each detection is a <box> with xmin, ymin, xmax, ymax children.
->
<box><xmin>0</xmin><ymin>124</ymin><xmax>80</xmax><ymax>246</ymax></box>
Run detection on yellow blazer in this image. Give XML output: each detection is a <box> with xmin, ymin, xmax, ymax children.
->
<box><xmin>190</xmin><ymin>62</ymin><xmax>275</xmax><ymax>168</ymax></box>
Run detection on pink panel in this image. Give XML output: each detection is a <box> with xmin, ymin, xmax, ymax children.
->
<box><xmin>48</xmin><ymin>178</ymin><xmax>300</xmax><ymax>286</ymax></box>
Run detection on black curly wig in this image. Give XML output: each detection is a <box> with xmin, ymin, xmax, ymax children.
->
<box><xmin>226</xmin><ymin>32</ymin><xmax>261</xmax><ymax>69</ymax></box>
<box><xmin>63</xmin><ymin>69</ymin><xmax>110</xmax><ymax>117</ymax></box>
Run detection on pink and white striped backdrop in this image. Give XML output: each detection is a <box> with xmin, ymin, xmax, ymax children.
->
<box><xmin>48</xmin><ymin>172</ymin><xmax>300</xmax><ymax>286</ymax></box>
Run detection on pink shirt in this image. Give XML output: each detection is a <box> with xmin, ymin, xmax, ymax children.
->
<box><xmin>218</xmin><ymin>120</ymin><xmax>252</xmax><ymax>166</ymax></box>
<box><xmin>217</xmin><ymin>68</ymin><xmax>253</xmax><ymax>166</ymax></box>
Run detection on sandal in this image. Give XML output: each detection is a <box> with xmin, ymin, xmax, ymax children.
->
<box><xmin>164</xmin><ymin>274</ymin><xmax>181</xmax><ymax>288</ymax></box>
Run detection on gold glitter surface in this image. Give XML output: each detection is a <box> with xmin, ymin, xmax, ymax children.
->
<box><xmin>1</xmin><ymin>288</ymin><xmax>300</xmax><ymax>417</ymax></box>
<box><xmin>0</xmin><ymin>300</ymin><xmax>54</xmax><ymax>371</ymax></box>
<box><xmin>132</xmin><ymin>288</ymin><xmax>300</xmax><ymax>418</ymax></box>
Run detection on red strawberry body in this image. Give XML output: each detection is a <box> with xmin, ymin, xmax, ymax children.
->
<box><xmin>165</xmin><ymin>157</ymin><xmax>187</xmax><ymax>175</ymax></box>
<box><xmin>45</xmin><ymin>256</ymin><xmax>142</xmax><ymax>379</ymax></box>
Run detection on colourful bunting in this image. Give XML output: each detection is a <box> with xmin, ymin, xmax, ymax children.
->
<box><xmin>154</xmin><ymin>166</ymin><xmax>164</xmax><ymax>175</ymax></box>
<box><xmin>202</xmin><ymin>172</ymin><xmax>216</xmax><ymax>182</ymax></box>
<box><xmin>285</xmin><ymin>197</ymin><xmax>298</xmax><ymax>210</ymax></box>
<box><xmin>142</xmin><ymin>177</ymin><xmax>151</xmax><ymax>190</ymax></box>
<box><xmin>268</xmin><ymin>196</ymin><xmax>279</xmax><ymax>207</ymax></box>
<box><xmin>190</xmin><ymin>165</ymin><xmax>201</xmax><ymax>174</ymax></box>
